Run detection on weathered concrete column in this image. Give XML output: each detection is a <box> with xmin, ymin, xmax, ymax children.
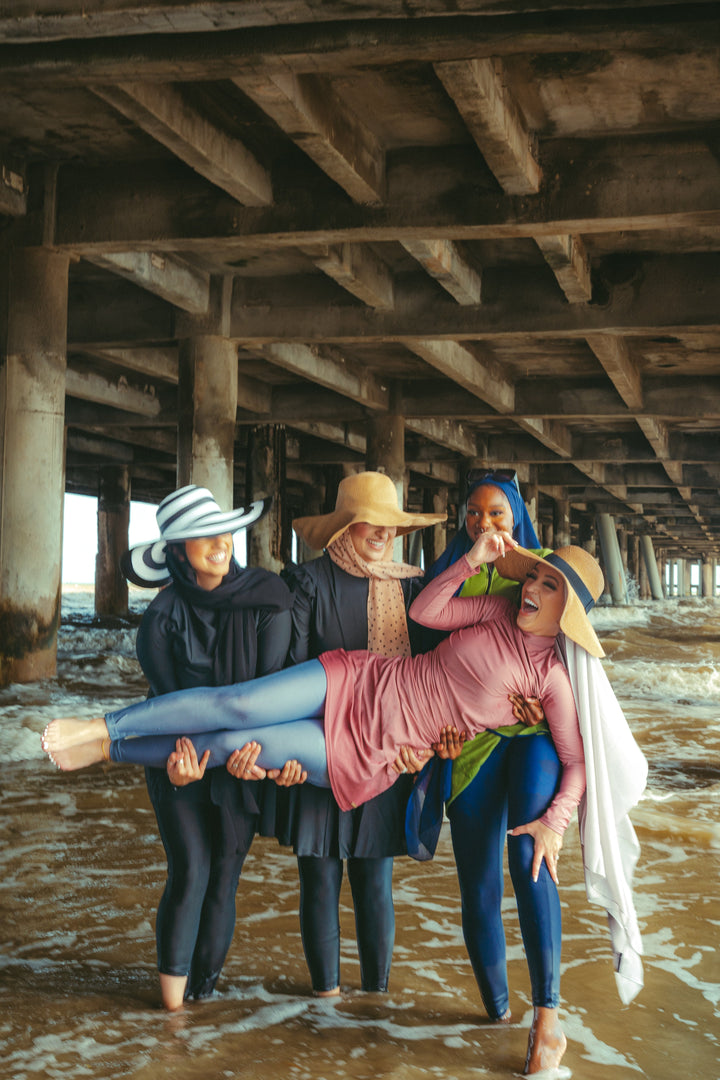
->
<box><xmin>246</xmin><ymin>425</ymin><xmax>287</xmax><ymax>573</ymax></box>
<box><xmin>366</xmin><ymin>411</ymin><xmax>405</xmax><ymax>561</ymax></box>
<box><xmin>423</xmin><ymin>485</ymin><xmax>448</xmax><ymax>569</ymax></box>
<box><xmin>702</xmin><ymin>558</ymin><xmax>714</xmax><ymax>599</ymax></box>
<box><xmin>676</xmin><ymin>559</ymin><xmax>686</xmax><ymax>597</ymax></box>
<box><xmin>578</xmin><ymin>515</ymin><xmax>597</xmax><ymax>556</ymax></box>
<box><xmin>553</xmin><ymin>495</ymin><xmax>571</xmax><ymax>549</ymax></box>
<box><xmin>177</xmin><ymin>335</ymin><xmax>238</xmax><ymax>508</ymax></box>
<box><xmin>640</xmin><ymin>534</ymin><xmax>664</xmax><ymax>600</ymax></box>
<box><xmin>596</xmin><ymin>513</ymin><xmax>628</xmax><ymax>605</ymax></box>
<box><xmin>95</xmin><ymin>466</ymin><xmax>130</xmax><ymax>617</ymax></box>
<box><xmin>0</xmin><ymin>247</ymin><xmax>69</xmax><ymax>685</ymax></box>
<box><xmin>523</xmin><ymin>476</ymin><xmax>539</xmax><ymax>538</ymax></box>
<box><xmin>542</xmin><ymin>521</ymin><xmax>554</xmax><ymax>550</ymax></box>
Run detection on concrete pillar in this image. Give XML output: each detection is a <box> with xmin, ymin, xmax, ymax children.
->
<box><xmin>246</xmin><ymin>424</ymin><xmax>287</xmax><ymax>573</ymax></box>
<box><xmin>0</xmin><ymin>246</ymin><xmax>69</xmax><ymax>685</ymax></box>
<box><xmin>95</xmin><ymin>466</ymin><xmax>130</xmax><ymax>616</ymax></box>
<box><xmin>366</xmin><ymin>411</ymin><xmax>405</xmax><ymax>561</ymax></box>
<box><xmin>553</xmin><ymin>495</ymin><xmax>571</xmax><ymax>548</ymax></box>
<box><xmin>702</xmin><ymin>559</ymin><xmax>714</xmax><ymax>599</ymax></box>
<box><xmin>596</xmin><ymin>513</ymin><xmax>628</xmax><ymax>605</ymax></box>
<box><xmin>523</xmin><ymin>477</ymin><xmax>539</xmax><ymax>538</ymax></box>
<box><xmin>676</xmin><ymin>559</ymin><xmax>686</xmax><ymax>597</ymax></box>
<box><xmin>177</xmin><ymin>335</ymin><xmax>238</xmax><ymax>508</ymax></box>
<box><xmin>578</xmin><ymin>515</ymin><xmax>597</xmax><ymax>556</ymax></box>
<box><xmin>640</xmin><ymin>534</ymin><xmax>664</xmax><ymax>600</ymax></box>
<box><xmin>542</xmin><ymin>521</ymin><xmax>554</xmax><ymax>550</ymax></box>
<box><xmin>423</xmin><ymin>485</ymin><xmax>448</xmax><ymax>569</ymax></box>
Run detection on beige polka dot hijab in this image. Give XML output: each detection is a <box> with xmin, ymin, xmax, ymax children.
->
<box><xmin>327</xmin><ymin>530</ymin><xmax>422</xmax><ymax>658</ymax></box>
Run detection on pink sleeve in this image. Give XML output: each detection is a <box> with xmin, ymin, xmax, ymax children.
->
<box><xmin>410</xmin><ymin>556</ymin><xmax>510</xmax><ymax>631</ymax></box>
<box><xmin>540</xmin><ymin>667</ymin><xmax>586</xmax><ymax>834</ymax></box>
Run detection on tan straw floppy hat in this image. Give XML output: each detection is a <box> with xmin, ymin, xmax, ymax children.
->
<box><xmin>495</xmin><ymin>543</ymin><xmax>606</xmax><ymax>657</ymax></box>
<box><xmin>293</xmin><ymin>471</ymin><xmax>447</xmax><ymax>551</ymax></box>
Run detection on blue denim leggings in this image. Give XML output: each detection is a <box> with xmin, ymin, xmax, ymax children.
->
<box><xmin>447</xmin><ymin>730</ymin><xmax>562</xmax><ymax>1019</ymax></box>
<box><xmin>108</xmin><ymin>660</ymin><xmax>331</xmax><ymax>786</ymax></box>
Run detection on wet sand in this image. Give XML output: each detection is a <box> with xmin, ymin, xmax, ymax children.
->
<box><xmin>2</xmin><ymin>592</ymin><xmax>719</xmax><ymax>1079</ymax></box>
<box><xmin>2</xmin><ymin>759</ymin><xmax>717</xmax><ymax>1080</ymax></box>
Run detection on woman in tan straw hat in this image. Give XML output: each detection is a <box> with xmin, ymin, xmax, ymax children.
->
<box><xmin>44</xmin><ymin>531</ymin><xmax>646</xmax><ymax>1076</ymax></box>
<box><xmin>276</xmin><ymin>470</ymin><xmax>447</xmax><ymax>998</ymax></box>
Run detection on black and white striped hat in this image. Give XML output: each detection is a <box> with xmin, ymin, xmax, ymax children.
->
<box><xmin>121</xmin><ymin>485</ymin><xmax>272</xmax><ymax>587</ymax></box>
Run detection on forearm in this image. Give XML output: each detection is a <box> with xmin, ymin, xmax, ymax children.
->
<box><xmin>409</xmin><ymin>556</ymin><xmax>480</xmax><ymax>630</ymax></box>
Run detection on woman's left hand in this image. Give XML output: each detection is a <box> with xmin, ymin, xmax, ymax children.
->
<box><xmin>508</xmin><ymin>818</ymin><xmax>563</xmax><ymax>884</ymax></box>
<box><xmin>226</xmin><ymin>741</ymin><xmax>267</xmax><ymax>781</ymax></box>
<box><xmin>393</xmin><ymin>745</ymin><xmax>434</xmax><ymax>774</ymax></box>
<box><xmin>167</xmin><ymin>736</ymin><xmax>210</xmax><ymax>786</ymax></box>
<box><xmin>266</xmin><ymin>760</ymin><xmax>308</xmax><ymax>787</ymax></box>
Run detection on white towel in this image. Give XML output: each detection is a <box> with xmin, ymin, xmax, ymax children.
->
<box><xmin>558</xmin><ymin>637</ymin><xmax>648</xmax><ymax>1004</ymax></box>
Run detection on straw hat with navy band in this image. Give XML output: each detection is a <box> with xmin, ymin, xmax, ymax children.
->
<box><xmin>495</xmin><ymin>543</ymin><xmax>606</xmax><ymax>658</ymax></box>
<box><xmin>121</xmin><ymin>485</ymin><xmax>272</xmax><ymax>588</ymax></box>
<box><xmin>292</xmin><ymin>471</ymin><xmax>447</xmax><ymax>551</ymax></box>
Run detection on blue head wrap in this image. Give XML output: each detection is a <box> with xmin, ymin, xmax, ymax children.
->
<box><xmin>425</xmin><ymin>475</ymin><xmax>540</xmax><ymax>583</ymax></box>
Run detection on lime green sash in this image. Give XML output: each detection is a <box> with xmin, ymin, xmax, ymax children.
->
<box><xmin>449</xmin><ymin>720</ymin><xmax>551</xmax><ymax>805</ymax></box>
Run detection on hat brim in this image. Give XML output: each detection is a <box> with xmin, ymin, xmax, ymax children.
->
<box><xmin>293</xmin><ymin>506</ymin><xmax>446</xmax><ymax>552</ymax></box>
<box><xmin>161</xmin><ymin>497</ymin><xmax>272</xmax><ymax>542</ymax></box>
<box><xmin>495</xmin><ymin>545</ymin><xmax>605</xmax><ymax>658</ymax></box>
<box><xmin>122</xmin><ymin>497</ymin><xmax>272</xmax><ymax>588</ymax></box>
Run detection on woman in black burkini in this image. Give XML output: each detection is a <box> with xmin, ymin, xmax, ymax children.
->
<box><xmin>120</xmin><ymin>484</ymin><xmax>295</xmax><ymax>1011</ymax></box>
<box><xmin>274</xmin><ymin>471</ymin><xmax>446</xmax><ymax>997</ymax></box>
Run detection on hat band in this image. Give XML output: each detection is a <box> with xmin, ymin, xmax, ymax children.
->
<box><xmin>544</xmin><ymin>552</ymin><xmax>596</xmax><ymax>613</ymax></box>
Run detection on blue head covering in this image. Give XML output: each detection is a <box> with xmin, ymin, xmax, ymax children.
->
<box><xmin>425</xmin><ymin>474</ymin><xmax>540</xmax><ymax>582</ymax></box>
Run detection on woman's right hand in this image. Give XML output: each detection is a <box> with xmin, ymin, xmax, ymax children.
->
<box><xmin>266</xmin><ymin>760</ymin><xmax>308</xmax><ymax>787</ymax></box>
<box><xmin>432</xmin><ymin>725</ymin><xmax>466</xmax><ymax>760</ymax></box>
<box><xmin>226</xmin><ymin>741</ymin><xmax>267</xmax><ymax>781</ymax></box>
<box><xmin>167</xmin><ymin>736</ymin><xmax>210</xmax><ymax>786</ymax></box>
<box><xmin>466</xmin><ymin>530</ymin><xmax>516</xmax><ymax>569</ymax></box>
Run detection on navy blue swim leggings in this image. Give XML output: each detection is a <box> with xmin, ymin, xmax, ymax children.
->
<box><xmin>447</xmin><ymin>730</ymin><xmax>562</xmax><ymax>1019</ymax></box>
<box><xmin>108</xmin><ymin>660</ymin><xmax>331</xmax><ymax>785</ymax></box>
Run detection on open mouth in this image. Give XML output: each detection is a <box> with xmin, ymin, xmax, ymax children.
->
<box><xmin>521</xmin><ymin>597</ymin><xmax>538</xmax><ymax>613</ymax></box>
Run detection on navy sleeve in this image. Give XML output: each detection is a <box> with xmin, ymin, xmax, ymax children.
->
<box><xmin>255</xmin><ymin>607</ymin><xmax>292</xmax><ymax>676</ymax></box>
<box><xmin>135</xmin><ymin>605</ymin><xmax>181</xmax><ymax>697</ymax></box>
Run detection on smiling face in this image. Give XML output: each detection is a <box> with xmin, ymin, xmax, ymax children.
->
<box><xmin>348</xmin><ymin>521</ymin><xmax>397</xmax><ymax>563</ymax></box>
<box><xmin>464</xmin><ymin>484</ymin><xmax>514</xmax><ymax>542</ymax></box>
<box><xmin>517</xmin><ymin>563</ymin><xmax>567</xmax><ymax>638</ymax></box>
<box><xmin>183</xmin><ymin>532</ymin><xmax>233</xmax><ymax>590</ymax></box>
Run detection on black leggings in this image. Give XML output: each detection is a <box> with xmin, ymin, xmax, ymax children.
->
<box><xmin>298</xmin><ymin>855</ymin><xmax>395</xmax><ymax>993</ymax></box>
<box><xmin>149</xmin><ymin>771</ymin><xmax>255</xmax><ymax>997</ymax></box>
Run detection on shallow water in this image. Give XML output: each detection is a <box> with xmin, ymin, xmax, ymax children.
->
<box><xmin>1</xmin><ymin>590</ymin><xmax>718</xmax><ymax>1080</ymax></box>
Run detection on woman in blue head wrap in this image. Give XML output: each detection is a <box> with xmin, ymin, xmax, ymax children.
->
<box><xmin>409</xmin><ymin>471</ymin><xmax>561</xmax><ymax>1058</ymax></box>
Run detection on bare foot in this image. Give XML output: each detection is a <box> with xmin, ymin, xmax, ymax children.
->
<box><xmin>314</xmin><ymin>987</ymin><xmax>341</xmax><ymax>998</ymax></box>
<box><xmin>523</xmin><ymin>1006</ymin><xmax>568</xmax><ymax>1076</ymax></box>
<box><xmin>494</xmin><ymin>1008</ymin><xmax>512</xmax><ymax>1023</ymax></box>
<box><xmin>42</xmin><ymin>716</ymin><xmax>108</xmax><ymax>753</ymax></box>
<box><xmin>45</xmin><ymin>738</ymin><xmax>107</xmax><ymax>771</ymax></box>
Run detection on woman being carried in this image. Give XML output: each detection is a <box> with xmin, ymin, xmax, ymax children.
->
<box><xmin>44</xmin><ymin>533</ymin><xmax>646</xmax><ymax>1077</ymax></box>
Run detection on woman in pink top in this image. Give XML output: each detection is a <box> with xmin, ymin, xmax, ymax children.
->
<box><xmin>45</xmin><ymin>533</ymin><xmax>606</xmax><ymax>1077</ymax></box>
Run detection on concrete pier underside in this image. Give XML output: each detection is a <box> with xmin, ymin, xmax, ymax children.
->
<box><xmin>0</xmin><ymin>1</ymin><xmax>719</xmax><ymax>680</ymax></box>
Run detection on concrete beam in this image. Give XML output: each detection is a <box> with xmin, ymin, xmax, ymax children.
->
<box><xmin>234</xmin><ymin>71</ymin><xmax>385</xmax><ymax>205</ymax></box>
<box><xmin>434</xmin><ymin>56</ymin><xmax>541</xmax><ymax>195</ymax></box>
<box><xmin>92</xmin><ymin>82</ymin><xmax>273</xmax><ymax>206</ymax></box>
<box><xmin>401</xmin><ymin>240</ymin><xmax>482</xmax><ymax>306</ymax></box>
<box><xmin>536</xmin><ymin>234</ymin><xmax>592</xmax><ymax>304</ymax></box>
<box><xmin>301</xmin><ymin>242</ymin><xmax>394</xmax><ymax>309</ymax></box>
<box><xmin>85</xmin><ymin>251</ymin><xmax>211</xmax><ymax>315</ymax></box>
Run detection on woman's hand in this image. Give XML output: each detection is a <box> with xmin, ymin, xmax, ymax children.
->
<box><xmin>508</xmin><ymin>818</ymin><xmax>563</xmax><ymax>884</ymax></box>
<box><xmin>432</xmin><ymin>725</ymin><xmax>466</xmax><ymax>760</ymax></box>
<box><xmin>266</xmin><ymin>760</ymin><xmax>308</xmax><ymax>787</ymax></box>
<box><xmin>508</xmin><ymin>693</ymin><xmax>545</xmax><ymax>727</ymax></box>
<box><xmin>392</xmin><ymin>745</ymin><xmax>434</xmax><ymax>774</ymax></box>
<box><xmin>167</xmin><ymin>736</ymin><xmax>209</xmax><ymax>786</ymax></box>
<box><xmin>226</xmin><ymin>741</ymin><xmax>267</xmax><ymax>781</ymax></box>
<box><xmin>466</xmin><ymin>530</ymin><xmax>516</xmax><ymax>570</ymax></box>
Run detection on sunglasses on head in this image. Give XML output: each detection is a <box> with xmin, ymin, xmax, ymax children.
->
<box><xmin>466</xmin><ymin>469</ymin><xmax>521</xmax><ymax>495</ymax></box>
